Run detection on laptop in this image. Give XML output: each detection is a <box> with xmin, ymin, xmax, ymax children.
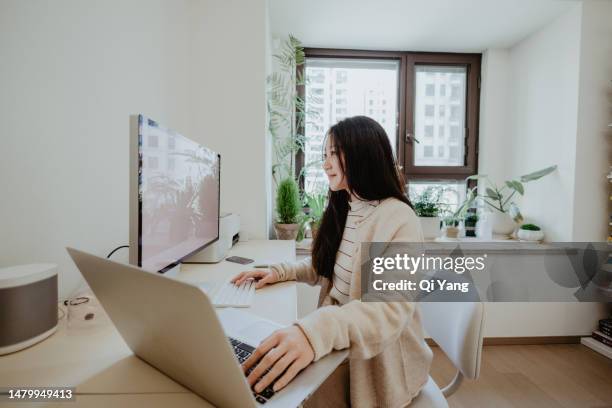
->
<box><xmin>66</xmin><ymin>247</ymin><xmax>347</xmax><ymax>407</ymax></box>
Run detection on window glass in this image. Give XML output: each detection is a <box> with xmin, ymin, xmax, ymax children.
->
<box><xmin>414</xmin><ymin>65</ymin><xmax>466</xmax><ymax>167</ymax></box>
<box><xmin>304</xmin><ymin>58</ymin><xmax>400</xmax><ymax>193</ymax></box>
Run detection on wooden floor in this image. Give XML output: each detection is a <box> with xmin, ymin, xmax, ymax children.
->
<box><xmin>430</xmin><ymin>344</ymin><xmax>612</xmax><ymax>408</ymax></box>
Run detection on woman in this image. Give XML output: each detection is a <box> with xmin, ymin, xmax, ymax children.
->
<box><xmin>232</xmin><ymin>116</ymin><xmax>432</xmax><ymax>407</ymax></box>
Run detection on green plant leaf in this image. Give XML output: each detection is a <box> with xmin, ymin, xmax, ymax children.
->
<box><xmin>520</xmin><ymin>165</ymin><xmax>557</xmax><ymax>182</ymax></box>
<box><xmin>505</xmin><ymin>180</ymin><xmax>524</xmax><ymax>195</ymax></box>
<box><xmin>485</xmin><ymin>187</ymin><xmax>500</xmax><ymax>200</ymax></box>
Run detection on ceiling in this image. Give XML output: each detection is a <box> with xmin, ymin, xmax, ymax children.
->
<box><xmin>268</xmin><ymin>0</ymin><xmax>579</xmax><ymax>52</ymax></box>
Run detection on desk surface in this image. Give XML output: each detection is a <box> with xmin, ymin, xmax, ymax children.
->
<box><xmin>0</xmin><ymin>240</ymin><xmax>296</xmax><ymax>406</ymax></box>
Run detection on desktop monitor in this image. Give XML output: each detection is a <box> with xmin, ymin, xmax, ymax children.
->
<box><xmin>129</xmin><ymin>115</ymin><xmax>220</xmax><ymax>273</ymax></box>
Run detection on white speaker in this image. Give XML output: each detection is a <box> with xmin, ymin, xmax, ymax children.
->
<box><xmin>0</xmin><ymin>264</ymin><xmax>58</xmax><ymax>355</ymax></box>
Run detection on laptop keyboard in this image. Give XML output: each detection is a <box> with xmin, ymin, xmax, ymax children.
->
<box><xmin>229</xmin><ymin>337</ymin><xmax>275</xmax><ymax>404</ymax></box>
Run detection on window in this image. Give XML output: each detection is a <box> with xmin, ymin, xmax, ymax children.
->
<box><xmin>311</xmin><ymin>69</ymin><xmax>325</xmax><ymax>83</ymax></box>
<box><xmin>425</xmin><ymin>105</ymin><xmax>434</xmax><ymax>117</ymax></box>
<box><xmin>404</xmin><ymin>54</ymin><xmax>480</xmax><ymax>172</ymax></box>
<box><xmin>424</xmin><ymin>125</ymin><xmax>434</xmax><ymax>137</ymax></box>
<box><xmin>299</xmin><ymin>50</ymin><xmax>480</xmax><ymax>195</ymax></box>
<box><xmin>450</xmin><ymin>126</ymin><xmax>460</xmax><ymax>141</ymax></box>
<box><xmin>168</xmin><ymin>158</ymin><xmax>175</xmax><ymax>171</ymax></box>
<box><xmin>148</xmin><ymin>135</ymin><xmax>158</xmax><ymax>148</ymax></box>
<box><xmin>148</xmin><ymin>156</ymin><xmax>158</xmax><ymax>169</ymax></box>
<box><xmin>301</xmin><ymin>56</ymin><xmax>400</xmax><ymax>193</ymax></box>
<box><xmin>450</xmin><ymin>105</ymin><xmax>461</xmax><ymax>121</ymax></box>
<box><xmin>168</xmin><ymin>137</ymin><xmax>175</xmax><ymax>150</ymax></box>
<box><xmin>451</xmin><ymin>84</ymin><xmax>461</xmax><ymax>100</ymax></box>
<box><xmin>412</xmin><ymin>64</ymin><xmax>472</xmax><ymax>168</ymax></box>
<box><xmin>425</xmin><ymin>84</ymin><xmax>435</xmax><ymax>96</ymax></box>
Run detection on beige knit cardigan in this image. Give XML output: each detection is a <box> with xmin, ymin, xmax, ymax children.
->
<box><xmin>271</xmin><ymin>197</ymin><xmax>433</xmax><ymax>408</ymax></box>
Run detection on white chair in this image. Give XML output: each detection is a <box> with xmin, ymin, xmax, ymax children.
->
<box><xmin>410</xmin><ymin>302</ymin><xmax>485</xmax><ymax>408</ymax></box>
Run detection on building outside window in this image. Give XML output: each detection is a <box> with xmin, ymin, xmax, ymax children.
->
<box><xmin>300</xmin><ymin>51</ymin><xmax>480</xmax><ymax>210</ymax></box>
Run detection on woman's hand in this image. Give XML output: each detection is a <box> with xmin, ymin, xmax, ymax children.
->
<box><xmin>231</xmin><ymin>269</ymin><xmax>279</xmax><ymax>289</ymax></box>
<box><xmin>242</xmin><ymin>325</ymin><xmax>315</xmax><ymax>393</ymax></box>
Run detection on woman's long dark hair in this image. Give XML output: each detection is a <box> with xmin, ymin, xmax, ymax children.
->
<box><xmin>312</xmin><ymin>116</ymin><xmax>412</xmax><ymax>279</ymax></box>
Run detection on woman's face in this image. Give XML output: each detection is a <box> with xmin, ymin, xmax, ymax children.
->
<box><xmin>323</xmin><ymin>136</ymin><xmax>348</xmax><ymax>192</ymax></box>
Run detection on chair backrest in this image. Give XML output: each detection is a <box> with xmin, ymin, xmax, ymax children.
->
<box><xmin>419</xmin><ymin>302</ymin><xmax>485</xmax><ymax>380</ymax></box>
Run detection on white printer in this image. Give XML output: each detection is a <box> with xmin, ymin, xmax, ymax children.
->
<box><xmin>185</xmin><ymin>213</ymin><xmax>240</xmax><ymax>263</ymax></box>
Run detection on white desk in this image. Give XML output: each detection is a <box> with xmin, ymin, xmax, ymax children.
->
<box><xmin>0</xmin><ymin>240</ymin><xmax>296</xmax><ymax>407</ymax></box>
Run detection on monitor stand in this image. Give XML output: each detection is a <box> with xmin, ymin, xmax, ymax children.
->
<box><xmin>163</xmin><ymin>263</ymin><xmax>181</xmax><ymax>277</ymax></box>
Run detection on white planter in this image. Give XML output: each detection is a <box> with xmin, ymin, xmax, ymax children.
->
<box><xmin>490</xmin><ymin>211</ymin><xmax>515</xmax><ymax>236</ymax></box>
<box><xmin>419</xmin><ymin>216</ymin><xmax>441</xmax><ymax>240</ymax></box>
<box><xmin>517</xmin><ymin>229</ymin><xmax>544</xmax><ymax>242</ymax></box>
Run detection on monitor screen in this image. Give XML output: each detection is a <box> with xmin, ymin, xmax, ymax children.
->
<box><xmin>129</xmin><ymin>115</ymin><xmax>220</xmax><ymax>273</ymax></box>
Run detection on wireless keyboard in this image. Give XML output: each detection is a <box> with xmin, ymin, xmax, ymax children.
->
<box><xmin>205</xmin><ymin>279</ymin><xmax>256</xmax><ymax>307</ymax></box>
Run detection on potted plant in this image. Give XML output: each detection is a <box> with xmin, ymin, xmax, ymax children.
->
<box><xmin>275</xmin><ymin>178</ymin><xmax>301</xmax><ymax>240</ymax></box>
<box><xmin>517</xmin><ymin>223</ymin><xmax>544</xmax><ymax>242</ymax></box>
<box><xmin>442</xmin><ymin>215</ymin><xmax>461</xmax><ymax>239</ymax></box>
<box><xmin>304</xmin><ymin>192</ymin><xmax>326</xmax><ymax>240</ymax></box>
<box><xmin>411</xmin><ymin>187</ymin><xmax>445</xmax><ymax>239</ymax></box>
<box><xmin>464</xmin><ymin>213</ymin><xmax>479</xmax><ymax>237</ymax></box>
<box><xmin>456</xmin><ymin>165</ymin><xmax>557</xmax><ymax>236</ymax></box>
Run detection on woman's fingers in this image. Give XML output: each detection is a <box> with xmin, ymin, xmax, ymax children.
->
<box><xmin>271</xmin><ymin>357</ymin><xmax>309</xmax><ymax>392</ymax></box>
<box><xmin>246</xmin><ymin>344</ymin><xmax>286</xmax><ymax>387</ymax></box>
<box><xmin>254</xmin><ymin>273</ymin><xmax>275</xmax><ymax>289</ymax></box>
<box><xmin>243</xmin><ymin>326</ymin><xmax>315</xmax><ymax>393</ymax></box>
<box><xmin>242</xmin><ymin>332</ymin><xmax>279</xmax><ymax>373</ymax></box>
<box><xmin>253</xmin><ymin>352</ymin><xmax>295</xmax><ymax>393</ymax></box>
<box><xmin>230</xmin><ymin>271</ymin><xmax>246</xmax><ymax>284</ymax></box>
<box><xmin>232</xmin><ymin>270</ymin><xmax>264</xmax><ymax>286</ymax></box>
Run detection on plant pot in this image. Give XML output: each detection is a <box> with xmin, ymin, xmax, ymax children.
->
<box><xmin>445</xmin><ymin>226</ymin><xmax>459</xmax><ymax>239</ymax></box>
<box><xmin>517</xmin><ymin>229</ymin><xmax>544</xmax><ymax>242</ymax></box>
<box><xmin>274</xmin><ymin>223</ymin><xmax>299</xmax><ymax>240</ymax></box>
<box><xmin>419</xmin><ymin>216</ymin><xmax>441</xmax><ymax>240</ymax></box>
<box><xmin>490</xmin><ymin>211</ymin><xmax>515</xmax><ymax>236</ymax></box>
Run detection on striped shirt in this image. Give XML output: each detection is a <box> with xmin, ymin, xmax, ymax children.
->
<box><xmin>329</xmin><ymin>199</ymin><xmax>380</xmax><ymax>304</ymax></box>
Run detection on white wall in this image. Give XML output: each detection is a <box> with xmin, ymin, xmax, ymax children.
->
<box><xmin>573</xmin><ymin>0</ymin><xmax>612</xmax><ymax>242</ymax></box>
<box><xmin>479</xmin><ymin>3</ymin><xmax>609</xmax><ymax>337</ymax></box>
<box><xmin>479</xmin><ymin>49</ymin><xmax>511</xmax><ymax>185</ymax></box>
<box><xmin>505</xmin><ymin>4</ymin><xmax>582</xmax><ymax>242</ymax></box>
<box><xmin>189</xmin><ymin>0</ymin><xmax>269</xmax><ymax>241</ymax></box>
<box><xmin>0</xmin><ymin>0</ymin><xmax>268</xmax><ymax>299</ymax></box>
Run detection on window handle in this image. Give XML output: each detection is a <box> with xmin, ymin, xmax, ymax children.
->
<box><xmin>405</xmin><ymin>132</ymin><xmax>420</xmax><ymax>144</ymax></box>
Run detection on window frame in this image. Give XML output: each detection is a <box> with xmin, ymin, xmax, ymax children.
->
<box><xmin>404</xmin><ymin>52</ymin><xmax>481</xmax><ymax>180</ymax></box>
<box><xmin>296</xmin><ymin>48</ymin><xmax>480</xmax><ymax>190</ymax></box>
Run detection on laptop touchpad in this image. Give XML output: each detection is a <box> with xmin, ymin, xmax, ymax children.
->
<box><xmin>236</xmin><ymin>320</ymin><xmax>279</xmax><ymax>346</ymax></box>
<box><xmin>217</xmin><ymin>308</ymin><xmax>282</xmax><ymax>346</ymax></box>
